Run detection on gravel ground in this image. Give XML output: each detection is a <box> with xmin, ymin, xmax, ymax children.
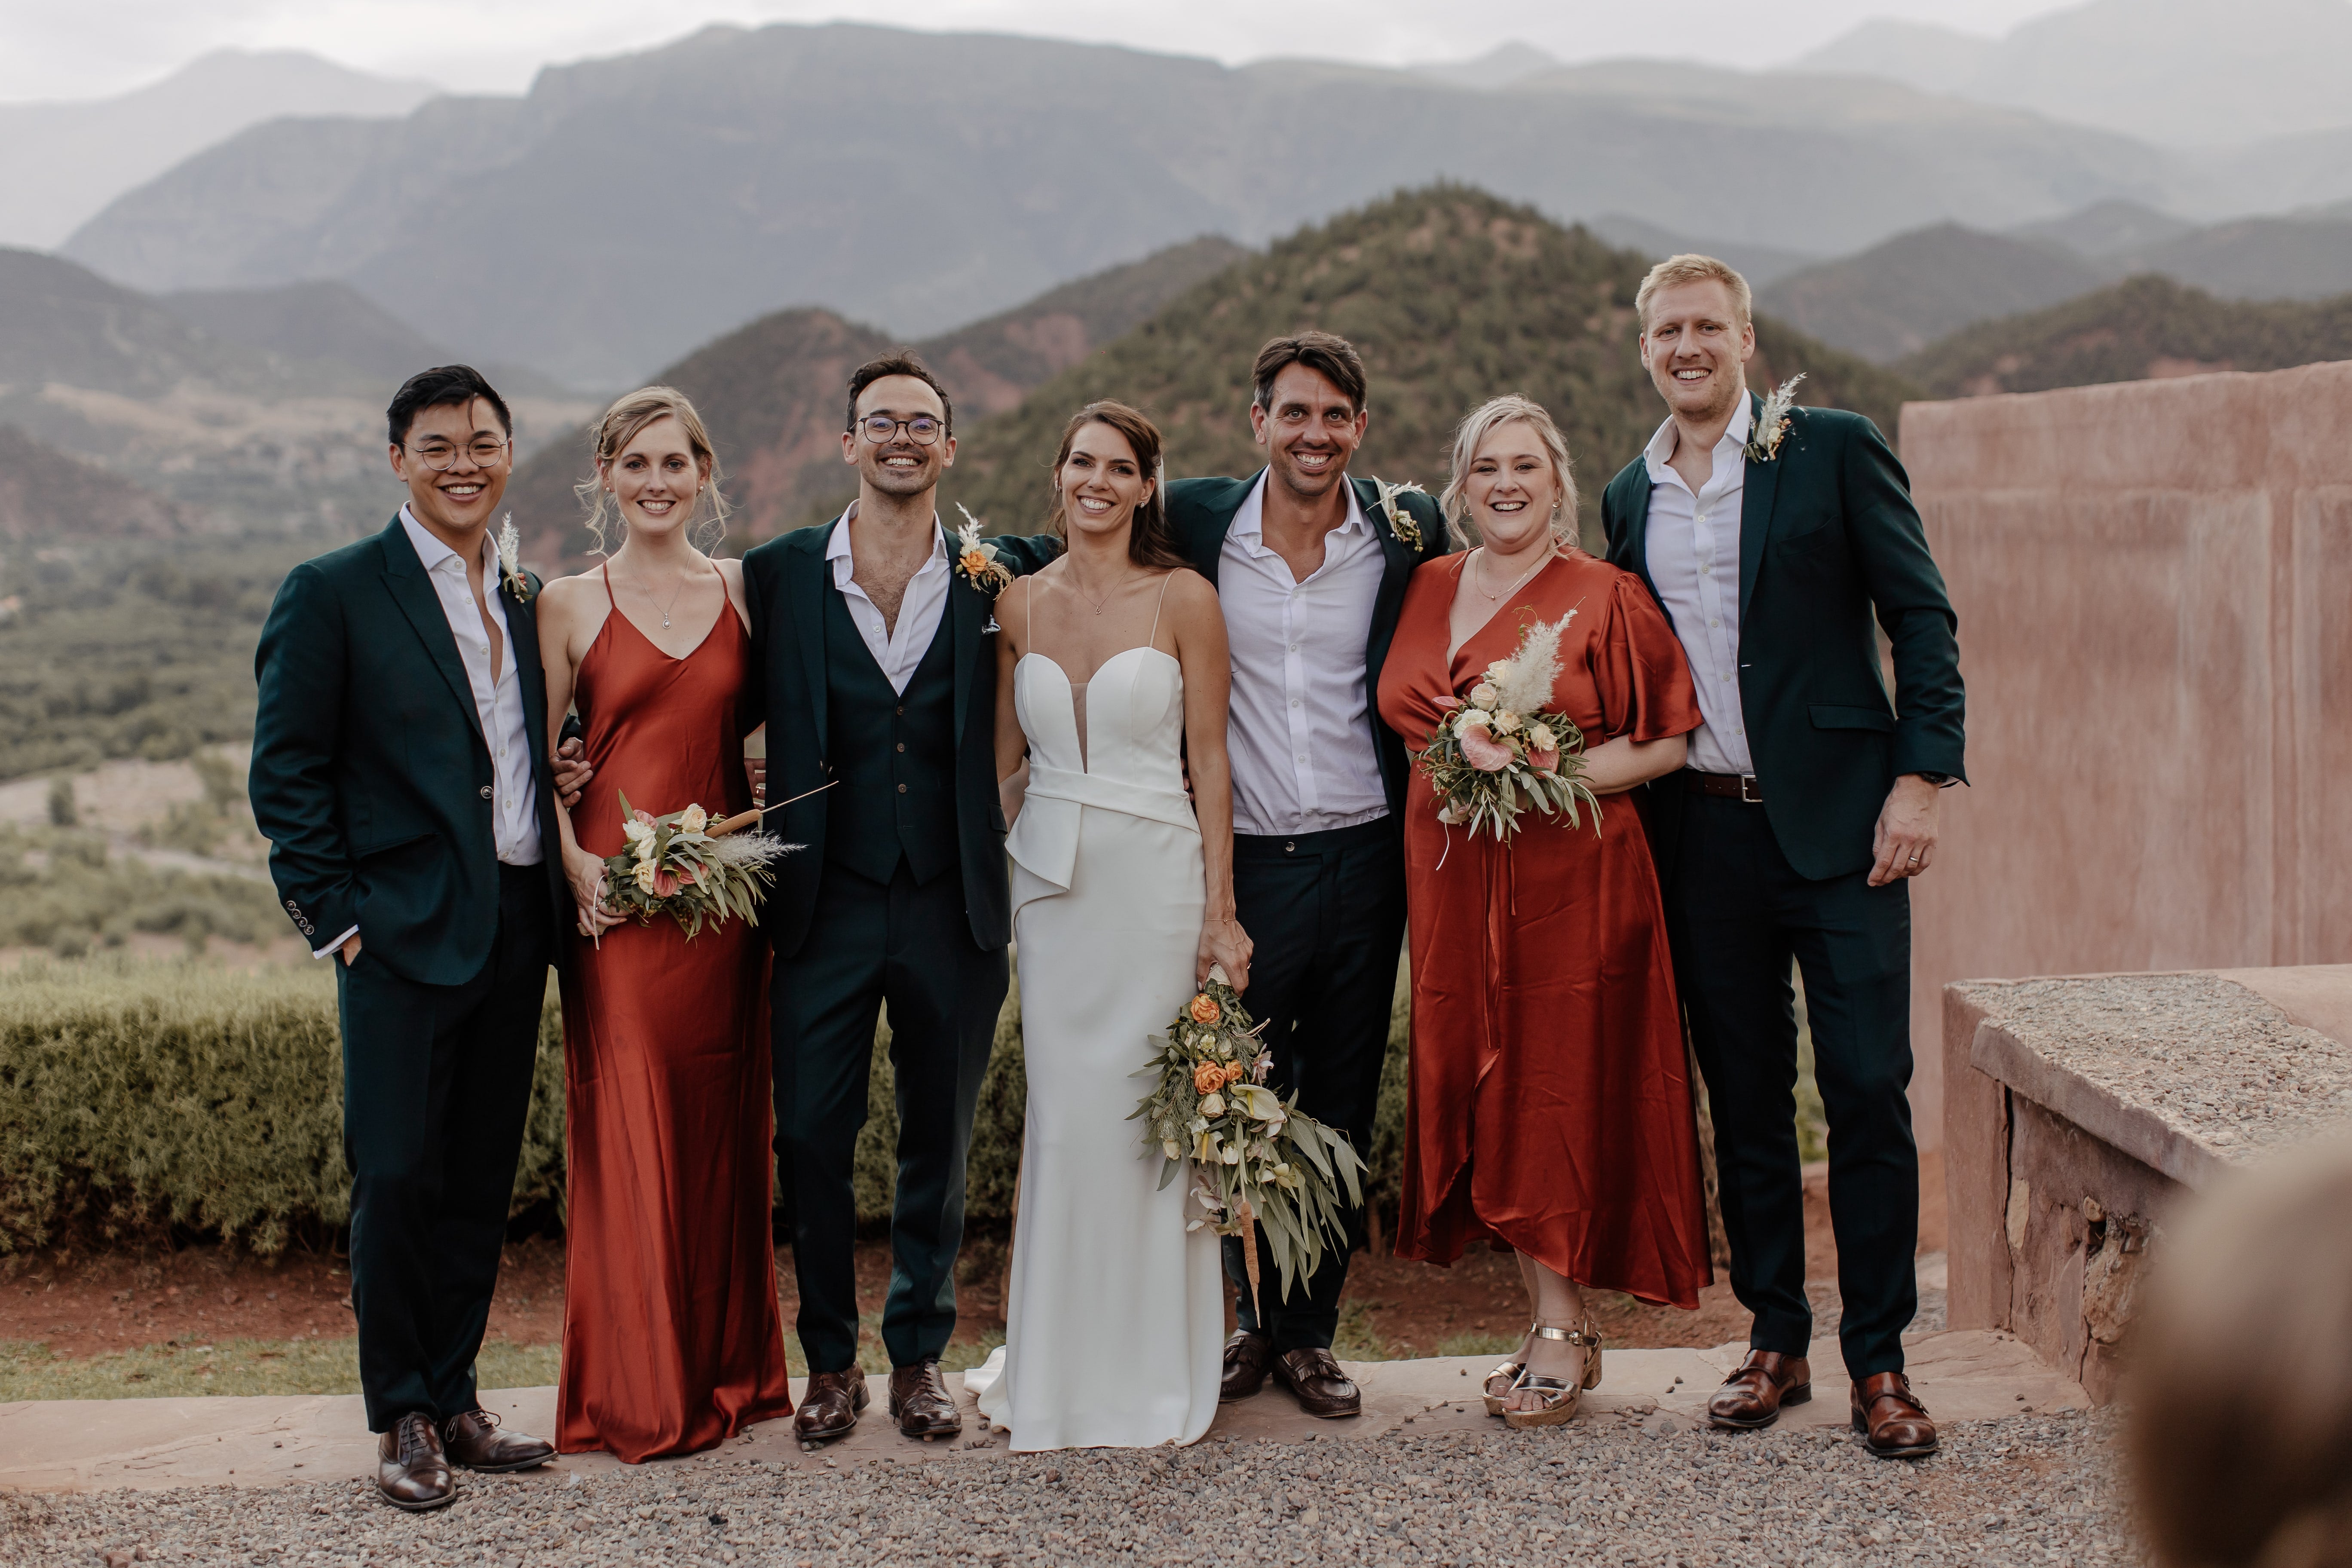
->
<box><xmin>3</xmin><ymin>1408</ymin><xmax>2139</xmax><ymax>1567</ymax></box>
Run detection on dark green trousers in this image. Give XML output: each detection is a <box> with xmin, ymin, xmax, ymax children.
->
<box><xmin>772</xmin><ymin>860</ymin><xmax>1007</xmax><ymax>1373</ymax></box>
<box><xmin>335</xmin><ymin>863</ymin><xmax>552</xmax><ymax>1432</ymax></box>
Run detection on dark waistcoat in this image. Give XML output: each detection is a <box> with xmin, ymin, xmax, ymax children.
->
<box><xmin>822</xmin><ymin>588</ymin><xmax>959</xmax><ymax>886</ymax></box>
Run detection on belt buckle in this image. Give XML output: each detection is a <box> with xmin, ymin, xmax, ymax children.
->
<box><xmin>1739</xmin><ymin>775</ymin><xmax>1763</xmax><ymax>804</ymax></box>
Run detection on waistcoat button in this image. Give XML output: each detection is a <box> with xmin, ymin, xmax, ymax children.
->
<box><xmin>897</xmin><ymin>784</ymin><xmax>908</xmax><ymax>795</ymax></box>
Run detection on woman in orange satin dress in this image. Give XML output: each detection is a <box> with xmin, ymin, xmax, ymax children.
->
<box><xmin>536</xmin><ymin>387</ymin><xmax>793</xmax><ymax>1461</ymax></box>
<box><xmin>1377</xmin><ymin>396</ymin><xmax>1712</xmax><ymax>1428</ymax></box>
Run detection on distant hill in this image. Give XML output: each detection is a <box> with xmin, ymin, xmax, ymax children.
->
<box><xmin>1897</xmin><ymin>275</ymin><xmax>2352</xmax><ymax>398</ymax></box>
<box><xmin>2121</xmin><ymin>217</ymin><xmax>2352</xmax><ymax>302</ymax></box>
<box><xmin>500</xmin><ymin>240</ymin><xmax>1246</xmax><ymax>567</ymax></box>
<box><xmin>0</xmin><ymin>426</ymin><xmax>205</xmax><ymax>541</ymax></box>
<box><xmin>0</xmin><ymin>51</ymin><xmax>435</xmax><ymax>251</ymax></box>
<box><xmin>947</xmin><ymin>187</ymin><xmax>1917</xmax><ymax>546</ymax></box>
<box><xmin>1757</xmin><ymin>225</ymin><xmax>2107</xmax><ymax>364</ymax></box>
<box><xmin>60</xmin><ymin>21</ymin><xmax>2172</xmax><ymax>389</ymax></box>
<box><xmin>0</xmin><ymin>247</ymin><xmax>272</xmax><ymax>397</ymax></box>
<box><xmin>2010</xmin><ymin>199</ymin><xmax>2196</xmax><ymax>258</ymax></box>
<box><xmin>159</xmin><ymin>279</ymin><xmax>448</xmax><ymax>386</ymax></box>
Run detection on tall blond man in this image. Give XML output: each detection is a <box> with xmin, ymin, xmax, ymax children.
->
<box><xmin>1600</xmin><ymin>256</ymin><xmax>1966</xmax><ymax>1458</ymax></box>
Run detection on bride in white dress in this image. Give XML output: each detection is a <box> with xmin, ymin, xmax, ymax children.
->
<box><xmin>965</xmin><ymin>400</ymin><xmax>1251</xmax><ymax>1451</ymax></box>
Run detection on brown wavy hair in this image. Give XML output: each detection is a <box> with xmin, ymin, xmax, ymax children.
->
<box><xmin>1040</xmin><ymin>401</ymin><xmax>1188</xmax><ymax>570</ymax></box>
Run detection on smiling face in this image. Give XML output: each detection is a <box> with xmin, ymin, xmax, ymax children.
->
<box><xmin>842</xmin><ymin>373</ymin><xmax>954</xmax><ymax>499</ymax></box>
<box><xmin>600</xmin><ymin>413</ymin><xmax>707</xmax><ymax>541</ymax></box>
<box><xmin>1639</xmin><ymin>279</ymin><xmax>1756</xmax><ymax>427</ymax></box>
<box><xmin>389</xmin><ymin>396</ymin><xmax>511</xmax><ymax>538</ymax></box>
<box><xmin>1055</xmin><ymin>419</ymin><xmax>1152</xmax><ymax>543</ymax></box>
<box><xmin>1461</xmin><ymin>419</ymin><xmax>1563</xmax><ymax>553</ymax></box>
<box><xmin>1250</xmin><ymin>363</ymin><xmax>1366</xmax><ymax>504</ymax></box>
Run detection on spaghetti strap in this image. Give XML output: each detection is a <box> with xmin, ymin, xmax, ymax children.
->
<box><xmin>600</xmin><ymin>562</ymin><xmax>618</xmax><ymax>608</ymax></box>
<box><xmin>1146</xmin><ymin>571</ymin><xmax>1175</xmax><ymax>652</ymax></box>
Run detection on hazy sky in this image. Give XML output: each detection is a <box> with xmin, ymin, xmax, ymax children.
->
<box><xmin>7</xmin><ymin>0</ymin><xmax>2075</xmax><ymax>102</ymax></box>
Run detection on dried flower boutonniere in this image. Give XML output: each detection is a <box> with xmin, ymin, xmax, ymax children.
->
<box><xmin>952</xmin><ymin>504</ymin><xmax>1015</xmax><ymax>593</ymax></box>
<box><xmin>1743</xmin><ymin>374</ymin><xmax>1807</xmax><ymax>464</ymax></box>
<box><xmin>496</xmin><ymin>514</ymin><xmax>533</xmax><ymax>603</ymax></box>
<box><xmin>1374</xmin><ymin>478</ymin><xmax>1429</xmax><ymax>552</ymax></box>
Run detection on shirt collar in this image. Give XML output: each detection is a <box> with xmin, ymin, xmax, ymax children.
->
<box><xmin>398</xmin><ymin>504</ymin><xmax>496</xmax><ymax>575</ymax></box>
<box><xmin>1229</xmin><ymin>469</ymin><xmax>1369</xmax><ymax>551</ymax></box>
<box><xmin>1643</xmin><ymin>396</ymin><xmax>1755</xmax><ymax>481</ymax></box>
<box><xmin>827</xmin><ymin>504</ymin><xmax>948</xmax><ymax>573</ymax></box>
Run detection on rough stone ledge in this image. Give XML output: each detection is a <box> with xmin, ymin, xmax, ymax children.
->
<box><xmin>1956</xmin><ymin>971</ymin><xmax>2352</xmax><ymax>1188</ymax></box>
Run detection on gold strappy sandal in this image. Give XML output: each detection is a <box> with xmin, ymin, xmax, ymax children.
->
<box><xmin>1501</xmin><ymin>1320</ymin><xmax>1604</xmax><ymax>1430</ymax></box>
<box><xmin>1482</xmin><ymin>1320</ymin><xmax>1536</xmax><ymax>1416</ymax></box>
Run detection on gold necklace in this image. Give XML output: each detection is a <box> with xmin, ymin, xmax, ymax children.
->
<box><xmin>1063</xmin><ymin>566</ymin><xmax>1139</xmax><ymax>616</ymax></box>
<box><xmin>625</xmin><ymin>564</ymin><xmax>693</xmax><ymax>628</ymax></box>
<box><xmin>1474</xmin><ymin>544</ymin><xmax>1554</xmax><ymax>602</ymax></box>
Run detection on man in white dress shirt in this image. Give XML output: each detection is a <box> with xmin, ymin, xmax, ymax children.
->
<box><xmin>251</xmin><ymin>367</ymin><xmax>564</xmax><ymax>1508</ymax></box>
<box><xmin>1163</xmin><ymin>333</ymin><xmax>1448</xmax><ymax>1420</ymax></box>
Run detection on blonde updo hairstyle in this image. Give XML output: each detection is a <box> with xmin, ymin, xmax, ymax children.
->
<box><xmin>1439</xmin><ymin>394</ymin><xmax>1580</xmax><ymax>551</ymax></box>
<box><xmin>575</xmin><ymin>385</ymin><xmax>731</xmax><ymax>555</ymax></box>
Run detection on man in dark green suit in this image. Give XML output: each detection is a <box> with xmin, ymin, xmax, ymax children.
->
<box><xmin>1600</xmin><ymin>259</ymin><xmax>1964</xmax><ymax>1460</ymax></box>
<box><xmin>249</xmin><ymin>367</ymin><xmax>565</xmax><ymax>1508</ymax></box>
<box><xmin>1162</xmin><ymin>333</ymin><xmax>1448</xmax><ymax>1419</ymax></box>
<box><xmin>740</xmin><ymin>353</ymin><xmax>1057</xmax><ymax>1447</ymax></box>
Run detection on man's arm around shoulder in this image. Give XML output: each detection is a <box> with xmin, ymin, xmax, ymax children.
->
<box><xmin>248</xmin><ymin>561</ymin><xmax>361</xmax><ymax>958</ymax></box>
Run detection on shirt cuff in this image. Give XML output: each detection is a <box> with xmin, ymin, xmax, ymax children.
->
<box><xmin>312</xmin><ymin>925</ymin><xmax>358</xmax><ymax>961</ymax></box>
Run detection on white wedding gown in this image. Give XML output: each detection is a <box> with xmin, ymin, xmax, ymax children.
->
<box><xmin>962</xmin><ymin>627</ymin><xmax>1223</xmax><ymax>1451</ymax></box>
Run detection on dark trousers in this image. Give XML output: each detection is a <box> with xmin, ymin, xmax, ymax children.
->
<box><xmin>1221</xmin><ymin>818</ymin><xmax>1407</xmax><ymax>1352</ymax></box>
<box><xmin>335</xmin><ymin>863</ymin><xmax>553</xmax><ymax>1433</ymax></box>
<box><xmin>773</xmin><ymin>859</ymin><xmax>1008</xmax><ymax>1373</ymax></box>
<box><xmin>1666</xmin><ymin>789</ymin><xmax>1918</xmax><ymax>1380</ymax></box>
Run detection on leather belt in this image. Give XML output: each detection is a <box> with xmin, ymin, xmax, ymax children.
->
<box><xmin>1687</xmin><ymin>769</ymin><xmax>1764</xmax><ymax>804</ymax></box>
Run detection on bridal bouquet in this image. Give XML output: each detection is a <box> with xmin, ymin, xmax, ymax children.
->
<box><xmin>1129</xmin><ymin>968</ymin><xmax>1366</xmax><ymax>1300</ymax></box>
<box><xmin>598</xmin><ymin>792</ymin><xmax>791</xmax><ymax>939</ymax></box>
<box><xmin>1418</xmin><ymin>610</ymin><xmax>1602</xmax><ymax>842</ymax></box>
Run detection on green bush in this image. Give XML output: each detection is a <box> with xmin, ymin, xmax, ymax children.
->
<box><xmin>0</xmin><ymin>824</ymin><xmax>287</xmax><ymax>956</ymax></box>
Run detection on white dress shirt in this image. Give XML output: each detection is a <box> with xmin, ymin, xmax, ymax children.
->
<box><xmin>828</xmin><ymin>505</ymin><xmax>951</xmax><ymax>694</ymax></box>
<box><xmin>1642</xmin><ymin>399</ymin><xmax>1755</xmax><ymax>776</ymax></box>
<box><xmin>316</xmin><ymin>507</ymin><xmax>541</xmax><ymax>959</ymax></box>
<box><xmin>1218</xmin><ymin>472</ymin><xmax>1390</xmax><ymax>837</ymax></box>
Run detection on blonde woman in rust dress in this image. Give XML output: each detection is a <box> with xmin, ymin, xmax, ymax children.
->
<box><xmin>1376</xmin><ymin>395</ymin><xmax>1711</xmax><ymax>1427</ymax></box>
<box><xmin>535</xmin><ymin>387</ymin><xmax>793</xmax><ymax>1461</ymax></box>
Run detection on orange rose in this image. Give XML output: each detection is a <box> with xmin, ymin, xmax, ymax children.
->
<box><xmin>1188</xmin><ymin>994</ymin><xmax>1221</xmax><ymax>1026</ymax></box>
<box><xmin>1220</xmin><ymin>1061</ymin><xmax>1249</xmax><ymax>1087</ymax></box>
<box><xmin>1191</xmin><ymin>1061</ymin><xmax>1225</xmax><ymax>1095</ymax></box>
<box><xmin>960</xmin><ymin>549</ymin><xmax>991</xmax><ymax>577</ymax></box>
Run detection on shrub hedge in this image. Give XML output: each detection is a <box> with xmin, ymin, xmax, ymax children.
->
<box><xmin>0</xmin><ymin>956</ymin><xmax>1411</xmax><ymax>1258</ymax></box>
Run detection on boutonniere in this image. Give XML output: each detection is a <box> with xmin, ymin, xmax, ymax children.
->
<box><xmin>1743</xmin><ymin>374</ymin><xmax>1807</xmax><ymax>464</ymax></box>
<box><xmin>1373</xmin><ymin>479</ymin><xmax>1428</xmax><ymax>552</ymax></box>
<box><xmin>952</xmin><ymin>504</ymin><xmax>1015</xmax><ymax>593</ymax></box>
<box><xmin>496</xmin><ymin>514</ymin><xmax>533</xmax><ymax>603</ymax></box>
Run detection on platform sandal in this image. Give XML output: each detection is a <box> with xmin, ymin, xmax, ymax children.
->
<box><xmin>1482</xmin><ymin>1321</ymin><xmax>1536</xmax><ymax>1416</ymax></box>
<box><xmin>1501</xmin><ymin>1320</ymin><xmax>1604</xmax><ymax>1430</ymax></box>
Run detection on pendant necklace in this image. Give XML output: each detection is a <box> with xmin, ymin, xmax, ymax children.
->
<box><xmin>638</xmin><ymin>570</ymin><xmax>689</xmax><ymax>629</ymax></box>
<box><xmin>1066</xmin><ymin>568</ymin><xmax>1137</xmax><ymax>616</ymax></box>
<box><xmin>1475</xmin><ymin>544</ymin><xmax>1554</xmax><ymax>602</ymax></box>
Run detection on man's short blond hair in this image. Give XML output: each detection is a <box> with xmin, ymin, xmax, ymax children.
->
<box><xmin>1636</xmin><ymin>254</ymin><xmax>1753</xmax><ymax>331</ymax></box>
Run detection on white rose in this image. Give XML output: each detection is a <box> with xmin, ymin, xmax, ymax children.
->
<box><xmin>1162</xmin><ymin>1138</ymin><xmax>1182</xmax><ymax>1161</ymax></box>
<box><xmin>1485</xmin><ymin>660</ymin><xmax>1511</xmax><ymax>685</ymax></box>
<box><xmin>634</xmin><ymin>836</ymin><xmax>658</xmax><ymax>864</ymax></box>
<box><xmin>1496</xmin><ymin>711</ymin><xmax>1522</xmax><ymax>733</ymax></box>
<box><xmin>1469</xmin><ymin>682</ymin><xmax>1499</xmax><ymax>710</ymax></box>
<box><xmin>1528</xmin><ymin>723</ymin><xmax>1558</xmax><ymax>752</ymax></box>
<box><xmin>631</xmin><ymin>859</ymin><xmax>659</xmax><ymax>893</ymax></box>
<box><xmin>678</xmin><ymin>804</ymin><xmax>707</xmax><ymax>835</ymax></box>
<box><xmin>1454</xmin><ymin>710</ymin><xmax>1492</xmax><ymax>738</ymax></box>
<box><xmin>622</xmin><ymin>818</ymin><xmax>654</xmax><ymax>845</ymax></box>
<box><xmin>1199</xmin><ymin>1090</ymin><xmax>1226</xmax><ymax>1118</ymax></box>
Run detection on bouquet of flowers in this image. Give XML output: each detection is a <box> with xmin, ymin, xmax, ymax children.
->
<box><xmin>597</xmin><ymin>792</ymin><xmax>792</xmax><ymax>939</ymax></box>
<box><xmin>1129</xmin><ymin>967</ymin><xmax>1366</xmax><ymax>1301</ymax></box>
<box><xmin>1418</xmin><ymin>609</ymin><xmax>1602</xmax><ymax>842</ymax></box>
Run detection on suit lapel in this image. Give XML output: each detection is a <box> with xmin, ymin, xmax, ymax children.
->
<box><xmin>1737</xmin><ymin>392</ymin><xmax>1779</xmax><ymax>622</ymax></box>
<box><xmin>1360</xmin><ymin>475</ymin><xmax>1415</xmax><ymax>693</ymax></box>
<box><xmin>506</xmin><ymin>579</ymin><xmax>553</xmax><ymax>798</ymax></box>
<box><xmin>1187</xmin><ymin>471</ymin><xmax>1261</xmax><ymax>589</ymax></box>
<box><xmin>1618</xmin><ymin>463</ymin><xmax>1659</xmax><ymax>598</ymax></box>
<box><xmin>791</xmin><ymin>527</ymin><xmax>830</xmax><ymax>757</ymax></box>
<box><xmin>377</xmin><ymin>518</ymin><xmax>487</xmax><ymax>750</ymax></box>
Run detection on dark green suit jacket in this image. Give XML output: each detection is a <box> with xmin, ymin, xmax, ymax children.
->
<box><xmin>1601</xmin><ymin>397</ymin><xmax>1966</xmax><ymax>882</ymax></box>
<box><xmin>249</xmin><ymin>517</ymin><xmax>566</xmax><ymax>986</ymax></box>
<box><xmin>1163</xmin><ymin>472</ymin><xmax>1451</xmax><ymax>819</ymax></box>
<box><xmin>740</xmin><ymin>520</ymin><xmax>1058</xmax><ymax>957</ymax></box>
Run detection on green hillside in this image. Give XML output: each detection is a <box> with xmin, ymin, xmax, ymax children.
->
<box><xmin>948</xmin><ymin>185</ymin><xmax>1916</xmax><ymax>546</ymax></box>
<box><xmin>1899</xmin><ymin>274</ymin><xmax>2352</xmax><ymax>398</ymax></box>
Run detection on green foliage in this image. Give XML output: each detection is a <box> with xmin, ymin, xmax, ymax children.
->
<box><xmin>0</xmin><ymin>1336</ymin><xmax>560</xmax><ymax>1402</ymax></box>
<box><xmin>45</xmin><ymin>778</ymin><xmax>75</xmax><ymax>827</ymax></box>
<box><xmin>0</xmin><ymin>537</ymin><xmax>311</xmax><ymax>781</ymax></box>
<box><xmin>1900</xmin><ymin>274</ymin><xmax>2352</xmax><ymax>398</ymax></box>
<box><xmin>951</xmin><ymin>184</ymin><xmax>1914</xmax><ymax>549</ymax></box>
<box><xmin>0</xmin><ymin>824</ymin><xmax>286</xmax><ymax>957</ymax></box>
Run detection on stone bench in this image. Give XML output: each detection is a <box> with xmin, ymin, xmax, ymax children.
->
<box><xmin>1942</xmin><ymin>965</ymin><xmax>2352</xmax><ymax>1403</ymax></box>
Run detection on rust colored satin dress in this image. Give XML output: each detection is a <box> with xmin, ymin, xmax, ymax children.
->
<box><xmin>556</xmin><ymin>570</ymin><xmax>793</xmax><ymax>1461</ymax></box>
<box><xmin>1376</xmin><ymin>551</ymin><xmax>1713</xmax><ymax>1308</ymax></box>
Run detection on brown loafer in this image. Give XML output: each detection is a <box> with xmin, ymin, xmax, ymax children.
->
<box><xmin>376</xmin><ymin>1411</ymin><xmax>455</xmax><ymax>1512</ymax></box>
<box><xmin>442</xmin><ymin>1408</ymin><xmax>553</xmax><ymax>1473</ymax></box>
<box><xmin>1271</xmin><ymin>1347</ymin><xmax>1361</xmax><ymax>1419</ymax></box>
<box><xmin>1707</xmin><ymin>1350</ymin><xmax>1812</xmax><ymax>1430</ymax></box>
<box><xmin>1852</xmin><ymin>1371</ymin><xmax>1939</xmax><ymax>1458</ymax></box>
<box><xmin>888</xmin><ymin>1358</ymin><xmax>962</xmax><ymax>1441</ymax></box>
<box><xmin>1221</xmin><ymin>1330</ymin><xmax>1272</xmax><ymax>1403</ymax></box>
<box><xmin>795</xmin><ymin>1369</ymin><xmax>870</xmax><ymax>1443</ymax></box>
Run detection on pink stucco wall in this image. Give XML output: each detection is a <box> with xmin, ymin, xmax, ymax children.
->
<box><xmin>1899</xmin><ymin>362</ymin><xmax>2352</xmax><ymax>1145</ymax></box>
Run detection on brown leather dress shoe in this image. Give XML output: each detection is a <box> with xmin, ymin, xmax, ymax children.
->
<box><xmin>795</xmin><ymin>1369</ymin><xmax>870</xmax><ymax>1443</ymax></box>
<box><xmin>1221</xmin><ymin>1330</ymin><xmax>1272</xmax><ymax>1403</ymax></box>
<box><xmin>443</xmin><ymin>1409</ymin><xmax>554</xmax><ymax>1473</ymax></box>
<box><xmin>1271</xmin><ymin>1347</ymin><xmax>1361</xmax><ymax>1419</ymax></box>
<box><xmin>1707</xmin><ymin>1350</ymin><xmax>1812</xmax><ymax>1430</ymax></box>
<box><xmin>1852</xmin><ymin>1371</ymin><xmax>1939</xmax><ymax>1458</ymax></box>
<box><xmin>376</xmin><ymin>1411</ymin><xmax>455</xmax><ymax>1512</ymax></box>
<box><xmin>888</xmin><ymin>1359</ymin><xmax>962</xmax><ymax>1441</ymax></box>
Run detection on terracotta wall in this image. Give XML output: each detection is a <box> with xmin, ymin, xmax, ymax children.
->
<box><xmin>1899</xmin><ymin>362</ymin><xmax>2352</xmax><ymax>1145</ymax></box>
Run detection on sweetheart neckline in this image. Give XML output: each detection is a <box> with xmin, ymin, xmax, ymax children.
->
<box><xmin>1016</xmin><ymin>645</ymin><xmax>1181</xmax><ymax>691</ymax></box>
